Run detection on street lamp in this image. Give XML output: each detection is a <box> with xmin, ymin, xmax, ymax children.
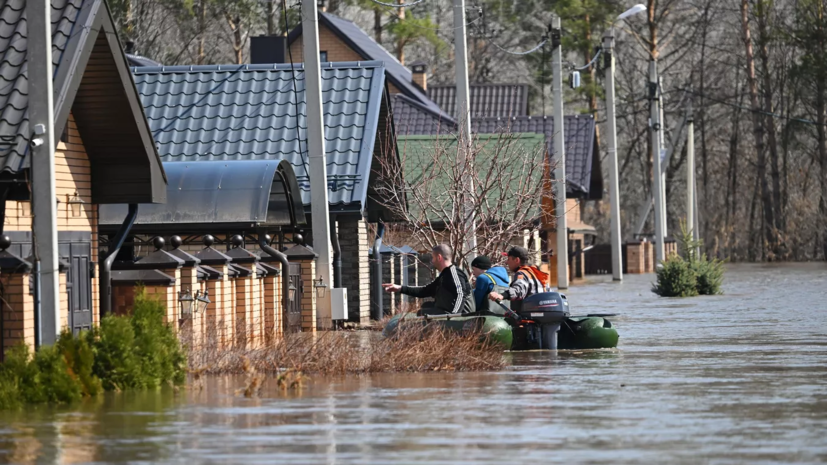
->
<box><xmin>602</xmin><ymin>3</ymin><xmax>647</xmax><ymax>282</ymax></box>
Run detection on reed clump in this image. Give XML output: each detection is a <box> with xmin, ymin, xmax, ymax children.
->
<box><xmin>187</xmin><ymin>316</ymin><xmax>505</xmax><ymax>377</ymax></box>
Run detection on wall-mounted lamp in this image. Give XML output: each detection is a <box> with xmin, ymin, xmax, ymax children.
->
<box><xmin>67</xmin><ymin>191</ymin><xmax>85</xmax><ymax>217</ymax></box>
<box><xmin>314</xmin><ymin>275</ymin><xmax>327</xmax><ymax>299</ymax></box>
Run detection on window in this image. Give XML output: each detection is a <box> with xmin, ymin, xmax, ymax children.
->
<box><xmin>320</xmin><ymin>51</ymin><xmax>328</xmax><ymax>62</ymax></box>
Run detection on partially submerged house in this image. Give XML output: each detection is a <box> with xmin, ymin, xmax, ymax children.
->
<box><xmin>0</xmin><ymin>0</ymin><xmax>166</xmax><ymax>352</ymax></box>
<box><xmin>116</xmin><ymin>61</ymin><xmax>397</xmax><ymax>326</ymax></box>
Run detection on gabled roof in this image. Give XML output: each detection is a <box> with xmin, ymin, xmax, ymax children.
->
<box><xmin>472</xmin><ymin>116</ymin><xmax>603</xmax><ymax>200</ymax></box>
<box><xmin>132</xmin><ymin>61</ymin><xmax>392</xmax><ymax>212</ymax></box>
<box><xmin>398</xmin><ymin>133</ymin><xmax>547</xmax><ymax>220</ymax></box>
<box><xmin>288</xmin><ymin>12</ymin><xmax>455</xmax><ymax>126</ymax></box>
<box><xmin>391</xmin><ymin>94</ymin><xmax>457</xmax><ymax>137</ymax></box>
<box><xmin>428</xmin><ymin>84</ymin><xmax>530</xmax><ymax>118</ymax></box>
<box><xmin>0</xmin><ymin>0</ymin><xmax>167</xmax><ymax>203</ymax></box>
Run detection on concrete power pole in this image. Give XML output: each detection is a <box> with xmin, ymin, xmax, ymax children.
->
<box><xmin>551</xmin><ymin>16</ymin><xmax>568</xmax><ymax>289</ymax></box>
<box><xmin>28</xmin><ymin>0</ymin><xmax>61</xmax><ymax>345</ymax></box>
<box><xmin>602</xmin><ymin>31</ymin><xmax>623</xmax><ymax>281</ymax></box>
<box><xmin>453</xmin><ymin>0</ymin><xmax>477</xmax><ymax>262</ymax></box>
<box><xmin>301</xmin><ymin>0</ymin><xmax>333</xmax><ymax>329</ymax></box>
<box><xmin>649</xmin><ymin>60</ymin><xmax>665</xmax><ymax>263</ymax></box>
<box><xmin>686</xmin><ymin>97</ymin><xmax>695</xmax><ymax>239</ymax></box>
<box><xmin>658</xmin><ymin>77</ymin><xmax>668</xmax><ymax>238</ymax></box>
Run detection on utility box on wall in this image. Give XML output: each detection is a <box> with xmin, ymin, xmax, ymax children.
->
<box><xmin>331</xmin><ymin>288</ymin><xmax>348</xmax><ymax>321</ymax></box>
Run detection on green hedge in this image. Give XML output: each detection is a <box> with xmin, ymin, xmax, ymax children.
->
<box><xmin>0</xmin><ymin>287</ymin><xmax>185</xmax><ymax>409</ymax></box>
<box><xmin>653</xmin><ymin>221</ymin><xmax>725</xmax><ymax>297</ymax></box>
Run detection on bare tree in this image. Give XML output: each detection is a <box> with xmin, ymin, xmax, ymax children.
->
<box><xmin>373</xmin><ymin>130</ymin><xmax>550</xmax><ymax>270</ymax></box>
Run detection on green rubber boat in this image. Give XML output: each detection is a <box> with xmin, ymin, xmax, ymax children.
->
<box><xmin>382</xmin><ymin>292</ymin><xmax>619</xmax><ymax>351</ymax></box>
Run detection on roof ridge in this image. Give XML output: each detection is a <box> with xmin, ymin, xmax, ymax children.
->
<box><xmin>132</xmin><ymin>61</ymin><xmax>386</xmax><ymax>74</ymax></box>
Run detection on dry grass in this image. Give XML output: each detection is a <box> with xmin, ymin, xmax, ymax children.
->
<box><xmin>185</xmin><ymin>316</ymin><xmax>505</xmax><ymax>378</ymax></box>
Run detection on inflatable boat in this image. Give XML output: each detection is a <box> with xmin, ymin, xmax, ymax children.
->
<box><xmin>382</xmin><ymin>292</ymin><xmax>619</xmax><ymax>351</ymax></box>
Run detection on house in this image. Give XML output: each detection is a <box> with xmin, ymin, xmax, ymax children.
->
<box><xmin>281</xmin><ymin>12</ymin><xmax>603</xmax><ymax>281</ymax></box>
<box><xmin>122</xmin><ymin>61</ymin><xmax>396</xmax><ymax>326</ymax></box>
<box><xmin>0</xmin><ymin>0</ymin><xmax>166</xmax><ymax>353</ymax></box>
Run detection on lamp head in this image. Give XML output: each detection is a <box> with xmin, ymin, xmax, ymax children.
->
<box><xmin>617</xmin><ymin>4</ymin><xmax>646</xmax><ymax>21</ymax></box>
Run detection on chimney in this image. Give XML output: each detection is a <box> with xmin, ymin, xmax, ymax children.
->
<box><xmin>250</xmin><ymin>35</ymin><xmax>288</xmax><ymax>64</ymax></box>
<box><xmin>409</xmin><ymin>61</ymin><xmax>427</xmax><ymax>91</ymax></box>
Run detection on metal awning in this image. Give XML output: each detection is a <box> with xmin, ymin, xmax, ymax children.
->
<box><xmin>99</xmin><ymin>160</ymin><xmax>306</xmax><ymax>234</ymax></box>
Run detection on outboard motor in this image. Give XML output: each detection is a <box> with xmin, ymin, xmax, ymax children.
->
<box><xmin>517</xmin><ymin>292</ymin><xmax>570</xmax><ymax>350</ymax></box>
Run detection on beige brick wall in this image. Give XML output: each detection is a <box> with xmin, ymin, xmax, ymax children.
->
<box><xmin>298</xmin><ymin>258</ymin><xmax>317</xmax><ymax>332</ymax></box>
<box><xmin>2</xmin><ymin>274</ymin><xmax>36</xmax><ymax>355</ymax></box>
<box><xmin>2</xmin><ymin>114</ymin><xmax>100</xmax><ymax>330</ymax></box>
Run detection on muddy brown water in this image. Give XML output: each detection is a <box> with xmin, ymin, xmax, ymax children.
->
<box><xmin>1</xmin><ymin>264</ymin><xmax>826</xmax><ymax>464</ymax></box>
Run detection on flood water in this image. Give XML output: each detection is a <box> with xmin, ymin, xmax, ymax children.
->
<box><xmin>2</xmin><ymin>264</ymin><xmax>826</xmax><ymax>464</ymax></box>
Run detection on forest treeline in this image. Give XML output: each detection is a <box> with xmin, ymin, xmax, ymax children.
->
<box><xmin>111</xmin><ymin>0</ymin><xmax>827</xmax><ymax>262</ymax></box>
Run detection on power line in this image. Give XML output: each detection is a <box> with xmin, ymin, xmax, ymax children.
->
<box><xmin>683</xmin><ymin>88</ymin><xmax>819</xmax><ymax>126</ymax></box>
<box><xmin>283</xmin><ymin>0</ymin><xmax>311</xmax><ymax>179</ymax></box>
<box><xmin>368</xmin><ymin>0</ymin><xmax>427</xmax><ymax>7</ymax></box>
<box><xmin>489</xmin><ymin>37</ymin><xmax>548</xmax><ymax>56</ymax></box>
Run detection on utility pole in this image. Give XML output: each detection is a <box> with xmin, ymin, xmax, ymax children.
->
<box><xmin>28</xmin><ymin>0</ymin><xmax>60</xmax><ymax>346</ymax></box>
<box><xmin>453</xmin><ymin>0</ymin><xmax>477</xmax><ymax>262</ymax></box>
<box><xmin>686</xmin><ymin>97</ymin><xmax>695</xmax><ymax>239</ymax></box>
<box><xmin>301</xmin><ymin>0</ymin><xmax>333</xmax><ymax>329</ymax></box>
<box><xmin>551</xmin><ymin>15</ymin><xmax>568</xmax><ymax>289</ymax></box>
<box><xmin>658</xmin><ymin>77</ymin><xmax>668</xmax><ymax>238</ymax></box>
<box><xmin>649</xmin><ymin>59</ymin><xmax>665</xmax><ymax>263</ymax></box>
<box><xmin>602</xmin><ymin>31</ymin><xmax>622</xmax><ymax>281</ymax></box>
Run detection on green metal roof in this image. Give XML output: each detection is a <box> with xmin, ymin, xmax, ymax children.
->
<box><xmin>397</xmin><ymin>133</ymin><xmax>547</xmax><ymax>222</ymax></box>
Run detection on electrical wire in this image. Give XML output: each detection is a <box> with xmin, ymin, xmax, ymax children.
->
<box><xmin>489</xmin><ymin>38</ymin><xmax>548</xmax><ymax>56</ymax></box>
<box><xmin>368</xmin><ymin>0</ymin><xmax>426</xmax><ymax>6</ymax></box>
<box><xmin>400</xmin><ymin>14</ymin><xmax>482</xmax><ymax>32</ymax></box>
<box><xmin>283</xmin><ymin>0</ymin><xmax>311</xmax><ymax>179</ymax></box>
<box><xmin>573</xmin><ymin>48</ymin><xmax>601</xmax><ymax>71</ymax></box>
<box><xmin>682</xmin><ymin>88</ymin><xmax>818</xmax><ymax>126</ymax></box>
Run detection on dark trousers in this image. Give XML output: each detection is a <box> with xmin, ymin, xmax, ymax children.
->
<box><xmin>417</xmin><ymin>301</ymin><xmax>448</xmax><ymax>316</ymax></box>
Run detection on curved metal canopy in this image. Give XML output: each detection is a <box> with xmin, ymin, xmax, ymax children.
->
<box><xmin>100</xmin><ymin>160</ymin><xmax>306</xmax><ymax>234</ymax></box>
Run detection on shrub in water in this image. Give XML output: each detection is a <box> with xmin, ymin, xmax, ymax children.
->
<box><xmin>694</xmin><ymin>257</ymin><xmax>724</xmax><ymax>295</ymax></box>
<box><xmin>89</xmin><ymin>287</ymin><xmax>185</xmax><ymax>390</ymax></box>
<box><xmin>130</xmin><ymin>289</ymin><xmax>186</xmax><ymax>387</ymax></box>
<box><xmin>0</xmin><ymin>343</ymin><xmax>82</xmax><ymax>406</ymax></box>
<box><xmin>56</xmin><ymin>329</ymin><xmax>101</xmax><ymax>397</ymax></box>
<box><xmin>652</xmin><ymin>255</ymin><xmax>698</xmax><ymax>297</ymax></box>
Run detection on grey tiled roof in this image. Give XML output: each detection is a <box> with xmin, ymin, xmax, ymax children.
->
<box><xmin>428</xmin><ymin>83</ymin><xmax>530</xmax><ymax>119</ymax></box>
<box><xmin>0</xmin><ymin>0</ymin><xmax>85</xmax><ymax>173</ymax></box>
<box><xmin>289</xmin><ymin>12</ymin><xmax>455</xmax><ymax>127</ymax></box>
<box><xmin>472</xmin><ymin>116</ymin><xmax>602</xmax><ymax>199</ymax></box>
<box><xmin>391</xmin><ymin>93</ymin><xmax>457</xmax><ymax>137</ymax></box>
<box><xmin>132</xmin><ymin>61</ymin><xmax>389</xmax><ymax>208</ymax></box>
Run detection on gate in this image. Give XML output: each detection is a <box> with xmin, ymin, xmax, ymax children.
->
<box><xmin>285</xmin><ymin>263</ymin><xmax>303</xmax><ymax>332</ymax></box>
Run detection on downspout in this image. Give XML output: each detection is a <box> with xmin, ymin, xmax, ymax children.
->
<box><xmin>100</xmin><ymin>204</ymin><xmax>138</xmax><ymax>318</ymax></box>
<box><xmin>259</xmin><ymin>232</ymin><xmax>291</xmax><ymax>333</ymax></box>
<box><xmin>330</xmin><ymin>216</ymin><xmax>342</xmax><ymax>288</ymax></box>
<box><xmin>372</xmin><ymin>222</ymin><xmax>385</xmax><ymax>321</ymax></box>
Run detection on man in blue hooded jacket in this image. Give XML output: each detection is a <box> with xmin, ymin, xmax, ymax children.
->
<box><xmin>470</xmin><ymin>255</ymin><xmax>511</xmax><ymax>314</ymax></box>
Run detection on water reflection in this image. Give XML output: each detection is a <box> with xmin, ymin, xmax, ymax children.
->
<box><xmin>1</xmin><ymin>264</ymin><xmax>826</xmax><ymax>463</ymax></box>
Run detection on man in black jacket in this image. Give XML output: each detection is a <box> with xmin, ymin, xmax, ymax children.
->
<box><xmin>383</xmin><ymin>244</ymin><xmax>474</xmax><ymax>315</ymax></box>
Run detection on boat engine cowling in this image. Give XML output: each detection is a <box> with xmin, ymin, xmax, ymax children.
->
<box><xmin>517</xmin><ymin>292</ymin><xmax>570</xmax><ymax>349</ymax></box>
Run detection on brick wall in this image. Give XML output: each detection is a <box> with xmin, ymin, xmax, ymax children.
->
<box><xmin>298</xmin><ymin>258</ymin><xmax>317</xmax><ymax>332</ymax></box>
<box><xmin>1</xmin><ymin>274</ymin><xmax>35</xmax><ymax>355</ymax></box>
<box><xmin>2</xmin><ymin>114</ymin><xmax>99</xmax><ymax>334</ymax></box>
<box><xmin>338</xmin><ymin>217</ymin><xmax>370</xmax><ymax>324</ymax></box>
<box><xmin>289</xmin><ymin>23</ymin><xmax>365</xmax><ymax>63</ymax></box>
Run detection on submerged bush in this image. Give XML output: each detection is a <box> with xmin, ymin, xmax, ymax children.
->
<box><xmin>653</xmin><ymin>255</ymin><xmax>699</xmax><ymax>297</ymax></box>
<box><xmin>653</xmin><ymin>221</ymin><xmax>726</xmax><ymax>297</ymax></box>
<box><xmin>0</xmin><ymin>287</ymin><xmax>185</xmax><ymax>409</ymax></box>
<box><xmin>694</xmin><ymin>258</ymin><xmax>724</xmax><ymax>295</ymax></box>
<box><xmin>90</xmin><ymin>287</ymin><xmax>185</xmax><ymax>390</ymax></box>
